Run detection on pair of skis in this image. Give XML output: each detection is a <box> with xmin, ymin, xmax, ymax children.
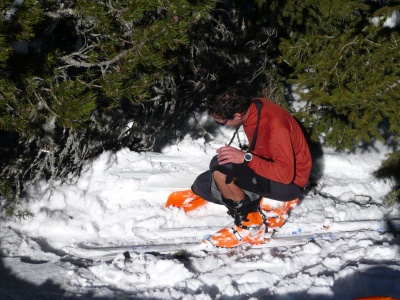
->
<box><xmin>66</xmin><ymin>218</ymin><xmax>400</xmax><ymax>259</ymax></box>
<box><xmin>64</xmin><ymin>190</ymin><xmax>400</xmax><ymax>259</ymax></box>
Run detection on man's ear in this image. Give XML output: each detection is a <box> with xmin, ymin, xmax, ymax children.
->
<box><xmin>233</xmin><ymin>113</ymin><xmax>243</xmax><ymax>119</ymax></box>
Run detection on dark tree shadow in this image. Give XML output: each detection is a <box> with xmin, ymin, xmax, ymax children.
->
<box><xmin>0</xmin><ymin>255</ymin><xmax>67</xmax><ymax>299</ymax></box>
<box><xmin>258</xmin><ymin>263</ymin><xmax>400</xmax><ymax>299</ymax></box>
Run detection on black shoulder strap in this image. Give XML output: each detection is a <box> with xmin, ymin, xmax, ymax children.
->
<box><xmin>228</xmin><ymin>99</ymin><xmax>263</xmax><ymax>151</ymax></box>
<box><xmin>248</xmin><ymin>99</ymin><xmax>263</xmax><ymax>152</ymax></box>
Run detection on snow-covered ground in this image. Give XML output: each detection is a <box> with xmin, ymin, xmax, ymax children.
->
<box><xmin>1</xmin><ymin>115</ymin><xmax>400</xmax><ymax>299</ymax></box>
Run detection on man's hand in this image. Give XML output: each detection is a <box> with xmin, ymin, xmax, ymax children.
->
<box><xmin>216</xmin><ymin>145</ymin><xmax>245</xmax><ymax>165</ymax></box>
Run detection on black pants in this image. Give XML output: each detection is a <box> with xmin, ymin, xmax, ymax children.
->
<box><xmin>191</xmin><ymin>156</ymin><xmax>303</xmax><ymax>204</ymax></box>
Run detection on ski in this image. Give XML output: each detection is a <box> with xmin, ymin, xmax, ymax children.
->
<box><xmin>65</xmin><ymin>218</ymin><xmax>400</xmax><ymax>259</ymax></box>
<box><xmin>132</xmin><ymin>225</ymin><xmax>224</xmax><ymax>241</ymax></box>
<box><xmin>65</xmin><ymin>232</ymin><xmax>317</xmax><ymax>260</ymax></box>
<box><xmin>128</xmin><ymin>218</ymin><xmax>400</xmax><ymax>254</ymax></box>
<box><xmin>133</xmin><ymin>218</ymin><xmax>400</xmax><ymax>241</ymax></box>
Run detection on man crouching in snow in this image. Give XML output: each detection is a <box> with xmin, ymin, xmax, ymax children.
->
<box><xmin>191</xmin><ymin>86</ymin><xmax>312</xmax><ymax>248</ymax></box>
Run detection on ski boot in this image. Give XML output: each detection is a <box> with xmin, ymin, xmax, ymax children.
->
<box><xmin>210</xmin><ymin>196</ymin><xmax>266</xmax><ymax>248</ymax></box>
<box><xmin>260</xmin><ymin>197</ymin><xmax>299</xmax><ymax>230</ymax></box>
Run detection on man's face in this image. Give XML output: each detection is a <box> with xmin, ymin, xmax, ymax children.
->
<box><xmin>213</xmin><ymin>114</ymin><xmax>243</xmax><ymax>127</ymax></box>
<box><xmin>214</xmin><ymin>115</ymin><xmax>230</xmax><ymax>126</ymax></box>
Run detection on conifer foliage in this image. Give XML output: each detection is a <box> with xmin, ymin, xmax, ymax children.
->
<box><xmin>257</xmin><ymin>0</ymin><xmax>400</xmax><ymax>202</ymax></box>
<box><xmin>1</xmin><ymin>0</ymin><xmax>399</xmax><ymax>215</ymax></box>
<box><xmin>276</xmin><ymin>0</ymin><xmax>400</xmax><ymax>149</ymax></box>
<box><xmin>0</xmin><ymin>0</ymin><xmax>215</xmax><ymax>215</ymax></box>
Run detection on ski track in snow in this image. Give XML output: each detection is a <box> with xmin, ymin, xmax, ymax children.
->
<box><xmin>1</xmin><ymin>128</ymin><xmax>400</xmax><ymax>299</ymax></box>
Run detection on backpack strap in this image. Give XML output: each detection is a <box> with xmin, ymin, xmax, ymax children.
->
<box><xmin>228</xmin><ymin>98</ymin><xmax>263</xmax><ymax>151</ymax></box>
<box><xmin>248</xmin><ymin>99</ymin><xmax>263</xmax><ymax>152</ymax></box>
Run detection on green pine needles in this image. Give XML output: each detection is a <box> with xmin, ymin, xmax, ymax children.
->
<box><xmin>253</xmin><ymin>0</ymin><xmax>399</xmax><ymax>202</ymax></box>
<box><xmin>1</xmin><ymin>0</ymin><xmax>399</xmax><ymax>217</ymax></box>
<box><xmin>278</xmin><ymin>1</ymin><xmax>400</xmax><ymax>149</ymax></box>
<box><xmin>0</xmin><ymin>0</ymin><xmax>215</xmax><ymax>215</ymax></box>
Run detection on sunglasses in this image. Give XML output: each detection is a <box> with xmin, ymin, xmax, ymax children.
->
<box><xmin>216</xmin><ymin>118</ymin><xmax>229</xmax><ymax>126</ymax></box>
<box><xmin>214</xmin><ymin>114</ymin><xmax>235</xmax><ymax>126</ymax></box>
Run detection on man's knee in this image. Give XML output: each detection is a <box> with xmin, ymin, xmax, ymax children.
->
<box><xmin>213</xmin><ymin>170</ymin><xmax>226</xmax><ymax>185</ymax></box>
<box><xmin>213</xmin><ymin>170</ymin><xmax>245</xmax><ymax>202</ymax></box>
<box><xmin>192</xmin><ymin>171</ymin><xmax>212</xmax><ymax>199</ymax></box>
<box><xmin>209</xmin><ymin>156</ymin><xmax>219</xmax><ymax>169</ymax></box>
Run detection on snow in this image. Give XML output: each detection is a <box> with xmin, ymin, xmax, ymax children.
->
<box><xmin>1</xmin><ymin>117</ymin><xmax>400</xmax><ymax>299</ymax></box>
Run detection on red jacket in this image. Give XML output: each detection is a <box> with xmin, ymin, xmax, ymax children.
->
<box><xmin>244</xmin><ymin>98</ymin><xmax>312</xmax><ymax>187</ymax></box>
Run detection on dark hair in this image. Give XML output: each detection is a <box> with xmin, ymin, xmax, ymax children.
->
<box><xmin>207</xmin><ymin>86</ymin><xmax>252</xmax><ymax>119</ymax></box>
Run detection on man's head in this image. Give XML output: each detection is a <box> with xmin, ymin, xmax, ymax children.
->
<box><xmin>208</xmin><ymin>86</ymin><xmax>252</xmax><ymax>126</ymax></box>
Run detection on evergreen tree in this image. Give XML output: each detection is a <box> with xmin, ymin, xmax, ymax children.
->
<box><xmin>177</xmin><ymin>0</ymin><xmax>286</xmax><ymax>111</ymax></box>
<box><xmin>2</xmin><ymin>0</ymin><xmax>399</xmax><ymax>216</ymax></box>
<box><xmin>374</xmin><ymin>150</ymin><xmax>400</xmax><ymax>204</ymax></box>
<box><xmin>1</xmin><ymin>0</ymin><xmax>286</xmax><ymax>218</ymax></box>
<box><xmin>0</xmin><ymin>0</ymin><xmax>215</xmax><ymax>216</ymax></box>
<box><xmin>252</xmin><ymin>0</ymin><xmax>400</xmax><ymax>202</ymax></box>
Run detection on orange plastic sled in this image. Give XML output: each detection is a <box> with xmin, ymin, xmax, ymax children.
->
<box><xmin>166</xmin><ymin>189</ymin><xmax>207</xmax><ymax>212</ymax></box>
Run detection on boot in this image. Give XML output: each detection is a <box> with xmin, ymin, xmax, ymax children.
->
<box><xmin>260</xmin><ymin>198</ymin><xmax>299</xmax><ymax>230</ymax></box>
<box><xmin>210</xmin><ymin>196</ymin><xmax>266</xmax><ymax>248</ymax></box>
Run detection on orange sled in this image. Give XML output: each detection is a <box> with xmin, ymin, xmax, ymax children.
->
<box><xmin>166</xmin><ymin>190</ymin><xmax>298</xmax><ymax>230</ymax></box>
<box><xmin>166</xmin><ymin>190</ymin><xmax>207</xmax><ymax>212</ymax></box>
